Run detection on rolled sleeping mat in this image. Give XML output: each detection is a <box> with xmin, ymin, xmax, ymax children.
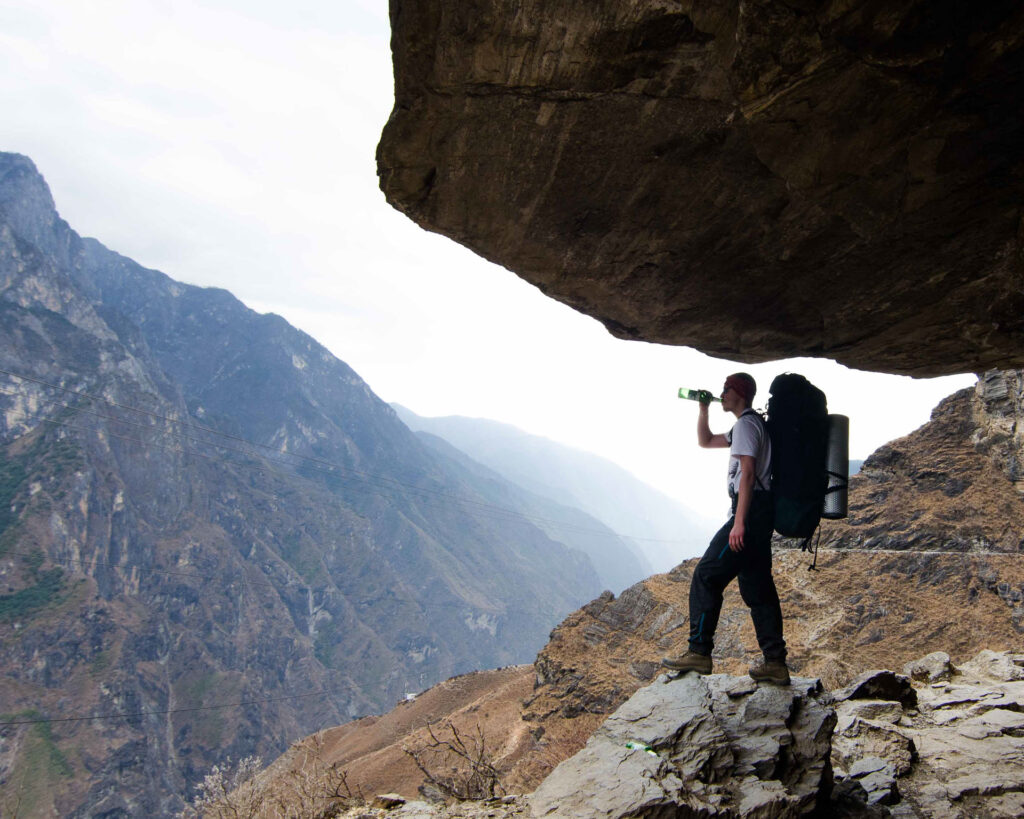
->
<box><xmin>823</xmin><ymin>414</ymin><xmax>849</xmax><ymax>519</ymax></box>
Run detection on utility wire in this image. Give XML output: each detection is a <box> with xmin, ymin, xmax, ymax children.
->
<box><xmin>0</xmin><ymin>686</ymin><xmax>340</xmax><ymax>727</ymax></box>
<box><xmin>2</xmin><ymin>543</ymin><xmax>587</xmax><ymax>621</ymax></box>
<box><xmin>1</xmin><ymin>547</ymin><xmax>280</xmax><ymax>591</ymax></box>
<box><xmin>784</xmin><ymin>545</ymin><xmax>1024</xmax><ymax>558</ymax></box>
<box><xmin>0</xmin><ymin>373</ymin><xmax>689</xmax><ymax>544</ymax></box>
<box><xmin>5</xmin><ymin>387</ymin><xmax>1016</xmax><ymax>607</ymax></box>
<box><xmin>0</xmin><ymin>544</ymin><xmax>1015</xmax><ymax>729</ymax></box>
<box><xmin>26</xmin><ymin>408</ymin><xmax>627</xmax><ymax>548</ymax></box>
<box><xmin>5</xmin><ymin>376</ymin><xmax>1016</xmax><ymax>570</ymax></box>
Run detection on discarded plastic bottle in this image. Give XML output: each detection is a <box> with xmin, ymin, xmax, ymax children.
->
<box><xmin>625</xmin><ymin>741</ymin><xmax>658</xmax><ymax>756</ymax></box>
<box><xmin>678</xmin><ymin>388</ymin><xmax>721</xmax><ymax>403</ymax></box>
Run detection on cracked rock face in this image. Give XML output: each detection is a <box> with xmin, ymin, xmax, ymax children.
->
<box><xmin>529</xmin><ymin>673</ymin><xmax>835</xmax><ymax>818</ymax></box>
<box><xmin>832</xmin><ymin>651</ymin><xmax>1024</xmax><ymax>818</ymax></box>
<box><xmin>379</xmin><ymin>1</ymin><xmax>1024</xmax><ymax>376</ymax></box>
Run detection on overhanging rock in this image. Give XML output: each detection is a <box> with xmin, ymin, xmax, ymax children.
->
<box><xmin>378</xmin><ymin>1</ymin><xmax>1024</xmax><ymax>376</ymax></box>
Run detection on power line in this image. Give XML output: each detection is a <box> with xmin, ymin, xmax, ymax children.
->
<box><xmin>2</xmin><ymin>544</ymin><xmax>1014</xmax><ymax>730</ymax></box>
<box><xmin>1</xmin><ymin>370</ymin><xmax>610</xmax><ymax>527</ymax></box>
<box><xmin>795</xmin><ymin>545</ymin><xmax>1023</xmax><ymax>559</ymax></box>
<box><xmin>26</xmin><ymin>408</ymin><xmax>628</xmax><ymax>552</ymax></box>
<box><xmin>0</xmin><ymin>371</ymin><xmax>691</xmax><ymax>544</ymax></box>
<box><xmin>0</xmin><ymin>686</ymin><xmax>340</xmax><ymax>727</ymax></box>
<box><xmin>3</xmin><ymin>540</ymin><xmax>587</xmax><ymax>620</ymax></box>
<box><xmin>0</xmin><ymin>547</ymin><xmax>280</xmax><ymax>590</ymax></box>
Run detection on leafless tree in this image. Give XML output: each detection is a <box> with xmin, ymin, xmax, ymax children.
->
<box><xmin>178</xmin><ymin>755</ymin><xmax>264</xmax><ymax>819</ymax></box>
<box><xmin>403</xmin><ymin>720</ymin><xmax>505</xmax><ymax>801</ymax></box>
<box><xmin>179</xmin><ymin>736</ymin><xmax>361</xmax><ymax>819</ymax></box>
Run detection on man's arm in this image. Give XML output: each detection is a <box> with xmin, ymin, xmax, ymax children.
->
<box><xmin>697</xmin><ymin>401</ymin><xmax>729</xmax><ymax>448</ymax></box>
<box><xmin>729</xmin><ymin>455</ymin><xmax>756</xmax><ymax>551</ymax></box>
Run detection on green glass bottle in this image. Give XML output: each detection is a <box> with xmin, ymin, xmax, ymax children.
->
<box><xmin>678</xmin><ymin>388</ymin><xmax>721</xmax><ymax>403</ymax></box>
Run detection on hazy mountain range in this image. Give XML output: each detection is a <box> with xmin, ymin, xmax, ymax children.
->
<box><xmin>0</xmin><ymin>152</ymin><xmax>655</xmax><ymax>816</ymax></box>
<box><xmin>392</xmin><ymin>407</ymin><xmax>716</xmax><ymax>572</ymax></box>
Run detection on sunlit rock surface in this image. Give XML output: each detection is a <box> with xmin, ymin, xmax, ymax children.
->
<box><xmin>530</xmin><ymin>672</ymin><xmax>834</xmax><ymax>818</ymax></box>
<box><xmin>378</xmin><ymin>1</ymin><xmax>1024</xmax><ymax>376</ymax></box>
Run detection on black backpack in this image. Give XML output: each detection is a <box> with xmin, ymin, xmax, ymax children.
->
<box><xmin>765</xmin><ymin>374</ymin><xmax>830</xmax><ymax>540</ymax></box>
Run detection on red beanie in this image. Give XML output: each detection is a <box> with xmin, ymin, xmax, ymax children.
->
<box><xmin>724</xmin><ymin>373</ymin><xmax>756</xmax><ymax>403</ymax></box>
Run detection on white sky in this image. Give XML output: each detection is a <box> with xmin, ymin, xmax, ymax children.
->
<box><xmin>0</xmin><ymin>0</ymin><xmax>976</xmax><ymax>526</ymax></box>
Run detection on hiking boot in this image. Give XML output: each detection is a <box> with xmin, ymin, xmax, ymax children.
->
<box><xmin>749</xmin><ymin>659</ymin><xmax>791</xmax><ymax>685</ymax></box>
<box><xmin>661</xmin><ymin>651</ymin><xmax>712</xmax><ymax>675</ymax></box>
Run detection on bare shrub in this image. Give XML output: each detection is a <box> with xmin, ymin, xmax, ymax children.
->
<box><xmin>179</xmin><ymin>755</ymin><xmax>264</xmax><ymax>819</ymax></box>
<box><xmin>403</xmin><ymin>720</ymin><xmax>505</xmax><ymax>801</ymax></box>
<box><xmin>266</xmin><ymin>735</ymin><xmax>362</xmax><ymax>818</ymax></box>
<box><xmin>179</xmin><ymin>736</ymin><xmax>361</xmax><ymax>819</ymax></box>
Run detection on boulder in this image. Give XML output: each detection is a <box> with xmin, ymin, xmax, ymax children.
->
<box><xmin>903</xmin><ymin>652</ymin><xmax>955</xmax><ymax>684</ymax></box>
<box><xmin>958</xmin><ymin>649</ymin><xmax>1024</xmax><ymax>683</ymax></box>
<box><xmin>530</xmin><ymin>672</ymin><xmax>835</xmax><ymax>818</ymax></box>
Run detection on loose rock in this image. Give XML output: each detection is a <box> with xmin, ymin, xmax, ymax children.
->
<box><xmin>903</xmin><ymin>652</ymin><xmax>955</xmax><ymax>684</ymax></box>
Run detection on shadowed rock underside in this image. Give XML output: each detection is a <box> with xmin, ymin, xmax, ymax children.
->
<box><xmin>379</xmin><ymin>0</ymin><xmax>1024</xmax><ymax>376</ymax></box>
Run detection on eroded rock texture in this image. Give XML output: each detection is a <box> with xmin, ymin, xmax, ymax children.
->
<box><xmin>832</xmin><ymin>652</ymin><xmax>1024</xmax><ymax>817</ymax></box>
<box><xmin>530</xmin><ymin>673</ymin><xmax>834</xmax><ymax>818</ymax></box>
<box><xmin>378</xmin><ymin>1</ymin><xmax>1024</xmax><ymax>376</ymax></box>
<box><xmin>822</xmin><ymin>370</ymin><xmax>1024</xmax><ymax>556</ymax></box>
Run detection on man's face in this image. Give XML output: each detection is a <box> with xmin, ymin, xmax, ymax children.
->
<box><xmin>721</xmin><ymin>383</ymin><xmax>741</xmax><ymax>413</ymax></box>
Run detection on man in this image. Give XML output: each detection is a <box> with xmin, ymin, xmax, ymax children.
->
<box><xmin>662</xmin><ymin>372</ymin><xmax>790</xmax><ymax>685</ymax></box>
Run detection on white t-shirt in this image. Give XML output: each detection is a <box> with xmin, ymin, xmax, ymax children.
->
<box><xmin>725</xmin><ymin>410</ymin><xmax>772</xmax><ymax>496</ymax></box>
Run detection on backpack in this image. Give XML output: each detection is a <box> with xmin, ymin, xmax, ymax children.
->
<box><xmin>765</xmin><ymin>374</ymin><xmax>830</xmax><ymax>540</ymax></box>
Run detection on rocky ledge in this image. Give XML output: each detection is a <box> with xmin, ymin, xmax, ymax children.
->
<box><xmin>531</xmin><ymin>672</ymin><xmax>834</xmax><ymax>817</ymax></box>
<box><xmin>856</xmin><ymin>649</ymin><xmax>1024</xmax><ymax>818</ymax></box>
<box><xmin>311</xmin><ymin>650</ymin><xmax>1024</xmax><ymax>819</ymax></box>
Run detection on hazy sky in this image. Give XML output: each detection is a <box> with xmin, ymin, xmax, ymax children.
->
<box><xmin>1</xmin><ymin>0</ymin><xmax>975</xmax><ymax>532</ymax></box>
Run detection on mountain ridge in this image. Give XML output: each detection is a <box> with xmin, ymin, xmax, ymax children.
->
<box><xmin>392</xmin><ymin>404</ymin><xmax>715</xmax><ymax>571</ymax></box>
<box><xmin>0</xmin><ymin>152</ymin><xmax>608</xmax><ymax>816</ymax></box>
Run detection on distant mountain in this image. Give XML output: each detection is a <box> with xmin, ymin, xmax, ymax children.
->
<box><xmin>391</xmin><ymin>406</ymin><xmax>716</xmax><ymax>571</ymax></box>
<box><xmin>411</xmin><ymin>429</ymin><xmax>650</xmax><ymax>592</ymax></box>
<box><xmin>0</xmin><ymin>154</ymin><xmax>605</xmax><ymax>816</ymax></box>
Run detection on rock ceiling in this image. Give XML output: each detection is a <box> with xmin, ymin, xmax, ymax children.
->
<box><xmin>377</xmin><ymin>1</ymin><xmax>1024</xmax><ymax>376</ymax></box>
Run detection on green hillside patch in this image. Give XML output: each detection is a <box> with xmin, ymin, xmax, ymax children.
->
<box><xmin>0</xmin><ymin>435</ymin><xmax>84</xmax><ymax>544</ymax></box>
<box><xmin>0</xmin><ymin>566</ymin><xmax>65</xmax><ymax>624</ymax></box>
<box><xmin>0</xmin><ymin>453</ymin><xmax>27</xmax><ymax>538</ymax></box>
<box><xmin>279</xmin><ymin>531</ymin><xmax>324</xmax><ymax>585</ymax></box>
<box><xmin>0</xmin><ymin>709</ymin><xmax>73</xmax><ymax>817</ymax></box>
<box><xmin>175</xmin><ymin>672</ymin><xmax>237</xmax><ymax>748</ymax></box>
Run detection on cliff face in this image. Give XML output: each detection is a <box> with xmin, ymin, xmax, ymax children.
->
<box><xmin>378</xmin><ymin>0</ymin><xmax>1024</xmax><ymax>376</ymax></box>
<box><xmin>826</xmin><ymin>369</ymin><xmax>1024</xmax><ymax>557</ymax></box>
<box><xmin>0</xmin><ymin>154</ymin><xmax>608</xmax><ymax>816</ymax></box>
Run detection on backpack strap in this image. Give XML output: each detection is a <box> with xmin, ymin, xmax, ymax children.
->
<box><xmin>800</xmin><ymin>525</ymin><xmax>822</xmax><ymax>570</ymax></box>
<box><xmin>741</xmin><ymin>409</ymin><xmax>770</xmax><ymax>492</ymax></box>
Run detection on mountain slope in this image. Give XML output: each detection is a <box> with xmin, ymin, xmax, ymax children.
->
<box><xmin>392</xmin><ymin>405</ymin><xmax>715</xmax><ymax>571</ymax></box>
<box><xmin>0</xmin><ymin>153</ymin><xmax>604</xmax><ymax>816</ymax></box>
<box><xmin>411</xmin><ymin>429</ymin><xmax>650</xmax><ymax>593</ymax></box>
<box><xmin>256</xmin><ymin>372</ymin><xmax>1024</xmax><ymax>806</ymax></box>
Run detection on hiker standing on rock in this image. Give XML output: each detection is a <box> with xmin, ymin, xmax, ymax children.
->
<box><xmin>663</xmin><ymin>373</ymin><xmax>790</xmax><ymax>685</ymax></box>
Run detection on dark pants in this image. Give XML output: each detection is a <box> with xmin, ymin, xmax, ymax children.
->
<box><xmin>688</xmin><ymin>492</ymin><xmax>786</xmax><ymax>660</ymax></box>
